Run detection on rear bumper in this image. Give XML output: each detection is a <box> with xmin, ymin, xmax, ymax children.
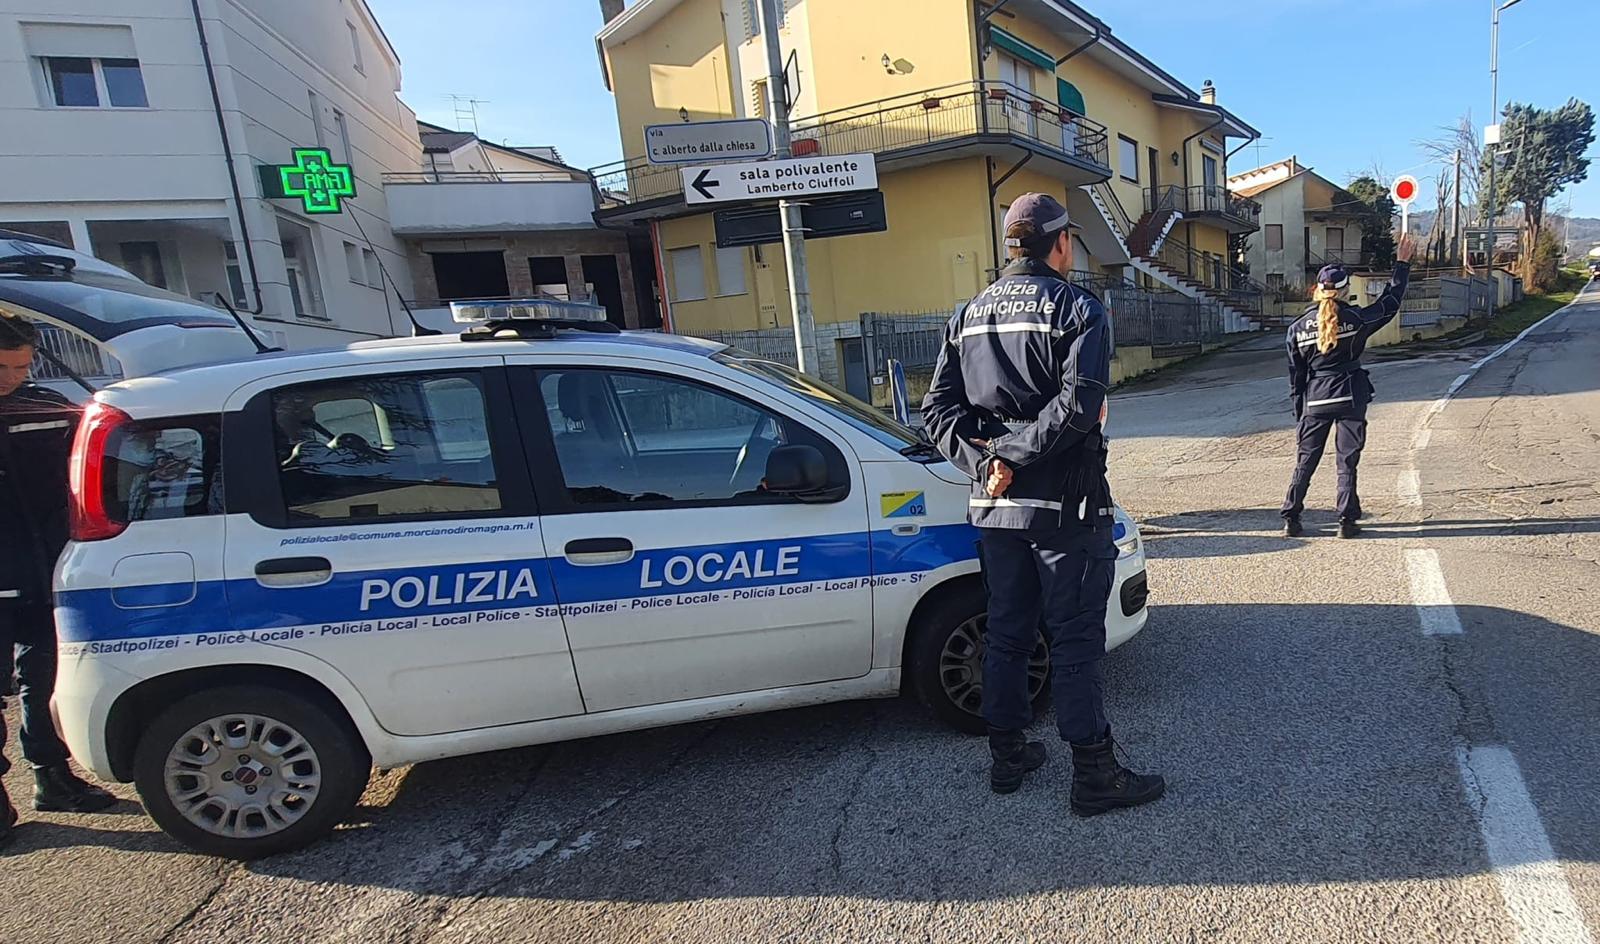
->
<box><xmin>51</xmin><ymin>653</ymin><xmax>142</xmax><ymax>782</ymax></box>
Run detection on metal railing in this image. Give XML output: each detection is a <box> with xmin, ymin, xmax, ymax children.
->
<box><xmin>1151</xmin><ymin>234</ymin><xmax>1265</xmax><ymax>318</ymax></box>
<box><xmin>1144</xmin><ymin>184</ymin><xmax>1261</xmax><ymax>229</ymax></box>
<box><xmin>1090</xmin><ymin>180</ymin><xmax>1134</xmax><ymax>241</ymax></box>
<box><xmin>30</xmin><ymin>323</ymin><xmax>121</xmax><ymax>383</ymax></box>
<box><xmin>1305</xmin><ymin>247</ymin><xmax>1371</xmax><ymax>269</ymax></box>
<box><xmin>592</xmin><ymin>80</ymin><xmax>1112</xmax><ymax>206</ymax></box>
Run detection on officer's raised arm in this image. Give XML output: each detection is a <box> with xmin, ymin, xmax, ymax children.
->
<box><xmin>1356</xmin><ymin>233</ymin><xmax>1416</xmax><ymax>326</ymax></box>
<box><xmin>920</xmin><ymin>309</ymin><xmax>992</xmax><ymax>480</ymax></box>
<box><xmin>986</xmin><ymin>294</ymin><xmax>1109</xmax><ymax>469</ymax></box>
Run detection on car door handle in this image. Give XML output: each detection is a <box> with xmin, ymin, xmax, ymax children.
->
<box><xmin>564</xmin><ymin>538</ymin><xmax>634</xmax><ymax>566</ymax></box>
<box><xmin>254</xmin><ymin>556</ymin><xmax>333</xmax><ymax>588</ymax></box>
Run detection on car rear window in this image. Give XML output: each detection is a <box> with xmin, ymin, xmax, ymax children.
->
<box><xmin>103</xmin><ymin>415</ymin><xmax>223</xmax><ymax>523</ymax></box>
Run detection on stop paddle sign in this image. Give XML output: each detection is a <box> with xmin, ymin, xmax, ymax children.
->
<box><xmin>1391</xmin><ymin>175</ymin><xmax>1418</xmax><ymax>205</ymax></box>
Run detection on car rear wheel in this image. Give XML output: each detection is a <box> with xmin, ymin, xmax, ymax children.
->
<box><xmin>133</xmin><ymin>684</ymin><xmax>370</xmax><ymax>859</ymax></box>
<box><xmin>908</xmin><ymin>591</ymin><xmax>1050</xmax><ymax>735</ymax></box>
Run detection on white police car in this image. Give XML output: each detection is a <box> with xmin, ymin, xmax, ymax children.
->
<box><xmin>53</xmin><ymin>300</ymin><xmax>1149</xmax><ymax>858</ymax></box>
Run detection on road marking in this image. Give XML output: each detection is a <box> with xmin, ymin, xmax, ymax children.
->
<box><xmin>1397</xmin><ymin>469</ymin><xmax>1422</xmax><ymax>506</ymax></box>
<box><xmin>1413</xmin><ymin>427</ymin><xmax>1432</xmax><ymax>450</ymax></box>
<box><xmin>1404</xmin><ymin>549</ymin><xmax>1463</xmax><ymax>635</ymax></box>
<box><xmin>1457</xmin><ymin>746</ymin><xmax>1595</xmax><ymax>944</ymax></box>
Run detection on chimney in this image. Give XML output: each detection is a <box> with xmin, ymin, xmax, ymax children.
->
<box><xmin>600</xmin><ymin>0</ymin><xmax>625</xmax><ymax>23</ymax></box>
<box><xmin>1200</xmin><ymin>79</ymin><xmax>1216</xmax><ymax>105</ymax></box>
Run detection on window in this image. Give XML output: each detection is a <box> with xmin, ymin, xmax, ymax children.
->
<box><xmin>277</xmin><ymin>219</ymin><xmax>322</xmax><ymax>319</ymax></box>
<box><xmin>1325</xmin><ymin>226</ymin><xmax>1345</xmax><ymax>253</ymax></box>
<box><xmin>104</xmin><ymin>416</ymin><xmax>223</xmax><ymax>523</ymax></box>
<box><xmin>1202</xmin><ymin>154</ymin><xmax>1219</xmax><ymax>190</ymax></box>
<box><xmin>333</xmin><ymin>109</ymin><xmax>352</xmax><ymax>164</ymax></box>
<box><xmin>538</xmin><ymin>368</ymin><xmax>842</xmax><ymax>507</ymax></box>
<box><xmin>118</xmin><ymin>241</ymin><xmax>167</xmax><ymax>289</ymax></box>
<box><xmin>1265</xmin><ymin>273</ymin><xmax>1286</xmax><ymax>293</ymax></box>
<box><xmin>1265</xmin><ymin>224</ymin><xmax>1284</xmax><ymax>252</ymax></box>
<box><xmin>363</xmin><ymin>248</ymin><xmax>382</xmax><ymax>289</ymax></box>
<box><xmin>224</xmin><ymin>242</ymin><xmax>248</xmax><ymax>306</ymax></box>
<box><xmin>1118</xmin><ymin>136</ymin><xmax>1139</xmax><ymax>183</ymax></box>
<box><xmin>669</xmin><ymin>246</ymin><xmax>706</xmax><ymax>301</ymax></box>
<box><xmin>344</xmin><ymin>241</ymin><xmax>363</xmax><ymax>284</ymax></box>
<box><xmin>742</xmin><ymin>0</ymin><xmax>760</xmax><ymax>40</ymax></box>
<box><xmin>714</xmin><ymin>246</ymin><xmax>747</xmax><ymax>296</ymax></box>
<box><xmin>272</xmin><ymin>372</ymin><xmax>500</xmax><ymax>523</ymax></box>
<box><xmin>347</xmin><ymin>21</ymin><xmax>364</xmax><ymax>74</ymax></box>
<box><xmin>39</xmin><ymin>56</ymin><xmax>146</xmax><ymax>108</ymax></box>
<box><xmin>529</xmin><ymin>256</ymin><xmax>569</xmax><ymax>299</ymax></box>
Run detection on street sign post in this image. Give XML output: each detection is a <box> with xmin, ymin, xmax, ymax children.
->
<box><xmin>645</xmin><ymin>118</ymin><xmax>773</xmax><ymax>165</ymax></box>
<box><xmin>680</xmin><ymin>153</ymin><xmax>878</xmax><ymax>205</ymax></box>
<box><xmin>1391</xmin><ymin>174</ymin><xmax>1418</xmax><ymax>235</ymax></box>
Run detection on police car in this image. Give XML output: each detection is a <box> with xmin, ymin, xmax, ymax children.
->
<box><xmin>52</xmin><ymin>300</ymin><xmax>1149</xmax><ymax>858</ymax></box>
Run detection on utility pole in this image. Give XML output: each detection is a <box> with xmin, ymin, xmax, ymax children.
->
<box><xmin>1453</xmin><ymin>148</ymin><xmax>1464</xmax><ymax>270</ymax></box>
<box><xmin>759</xmin><ymin>0</ymin><xmax>819</xmax><ymax>375</ymax></box>
<box><xmin>1484</xmin><ymin>0</ymin><xmax>1523</xmax><ymax>319</ymax></box>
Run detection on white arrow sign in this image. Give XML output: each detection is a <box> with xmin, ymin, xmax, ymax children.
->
<box><xmin>645</xmin><ymin>119</ymin><xmax>773</xmax><ymax>165</ymax></box>
<box><xmin>680</xmin><ymin>153</ymin><xmax>878</xmax><ymax>205</ymax></box>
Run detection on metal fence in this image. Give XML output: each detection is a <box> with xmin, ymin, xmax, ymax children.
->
<box><xmin>674</xmin><ymin>327</ymin><xmax>800</xmax><ymax>367</ymax></box>
<box><xmin>30</xmin><ymin>323</ymin><xmax>121</xmax><ymax>383</ymax></box>
<box><xmin>860</xmin><ymin>311</ymin><xmax>952</xmax><ymax>375</ymax></box>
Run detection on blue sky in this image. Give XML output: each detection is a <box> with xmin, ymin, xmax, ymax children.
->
<box><xmin>374</xmin><ymin>0</ymin><xmax>1598</xmax><ymax>217</ymax></box>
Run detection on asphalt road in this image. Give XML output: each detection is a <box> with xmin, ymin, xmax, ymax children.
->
<box><xmin>4</xmin><ymin>283</ymin><xmax>1598</xmax><ymax>943</ymax></box>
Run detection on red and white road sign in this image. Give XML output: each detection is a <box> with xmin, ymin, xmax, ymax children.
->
<box><xmin>1392</xmin><ymin>175</ymin><xmax>1419</xmax><ymax>234</ymax></box>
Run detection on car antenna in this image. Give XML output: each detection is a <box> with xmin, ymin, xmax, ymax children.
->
<box><xmin>212</xmin><ymin>293</ymin><xmax>281</xmax><ymax>353</ymax></box>
<box><xmin>0</xmin><ymin>314</ymin><xmax>98</xmax><ymax>396</ymax></box>
<box><xmin>345</xmin><ymin>208</ymin><xmax>440</xmax><ymax>336</ymax></box>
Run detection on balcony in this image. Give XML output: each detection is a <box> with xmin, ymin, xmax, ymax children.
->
<box><xmin>1305</xmin><ymin>247</ymin><xmax>1373</xmax><ymax>270</ymax></box>
<box><xmin>592</xmin><ymin>80</ymin><xmax>1112</xmax><ymax>223</ymax></box>
<box><xmin>382</xmin><ymin>172</ymin><xmax>599</xmax><ymax>235</ymax></box>
<box><xmin>1144</xmin><ymin>184</ymin><xmax>1261</xmax><ymax>233</ymax></box>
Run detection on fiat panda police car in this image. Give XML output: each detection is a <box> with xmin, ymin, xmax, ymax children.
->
<box><xmin>52</xmin><ymin>300</ymin><xmax>1150</xmax><ymax>858</ymax></box>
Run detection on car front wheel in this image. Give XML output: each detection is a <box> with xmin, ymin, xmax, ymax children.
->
<box><xmin>908</xmin><ymin>591</ymin><xmax>1050</xmax><ymax>735</ymax></box>
<box><xmin>133</xmin><ymin>684</ymin><xmax>370</xmax><ymax>859</ymax></box>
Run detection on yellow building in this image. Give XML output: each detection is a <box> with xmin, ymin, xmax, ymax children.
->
<box><xmin>593</xmin><ymin>0</ymin><xmax>1262</xmax><ymax>392</ymax></box>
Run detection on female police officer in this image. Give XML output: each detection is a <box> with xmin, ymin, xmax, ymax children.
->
<box><xmin>1282</xmin><ymin>233</ymin><xmax>1416</xmax><ymax>538</ymax></box>
<box><xmin>922</xmin><ymin>193</ymin><xmax>1163</xmax><ymax>815</ymax></box>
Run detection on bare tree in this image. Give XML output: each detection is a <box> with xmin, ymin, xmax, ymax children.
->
<box><xmin>1417</xmin><ymin>111</ymin><xmax>1483</xmax><ymax>218</ymax></box>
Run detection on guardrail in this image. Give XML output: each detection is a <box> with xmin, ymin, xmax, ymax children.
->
<box><xmin>592</xmin><ymin>80</ymin><xmax>1112</xmax><ymax>206</ymax></box>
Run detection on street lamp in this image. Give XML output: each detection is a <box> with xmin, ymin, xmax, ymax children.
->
<box><xmin>1483</xmin><ymin>0</ymin><xmax>1525</xmax><ymax>316</ymax></box>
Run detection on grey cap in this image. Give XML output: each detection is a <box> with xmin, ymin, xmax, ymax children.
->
<box><xmin>1002</xmin><ymin>192</ymin><xmax>1076</xmax><ymax>247</ymax></box>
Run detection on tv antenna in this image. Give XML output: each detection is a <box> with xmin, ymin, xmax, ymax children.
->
<box><xmin>447</xmin><ymin>95</ymin><xmax>488</xmax><ymax>135</ymax></box>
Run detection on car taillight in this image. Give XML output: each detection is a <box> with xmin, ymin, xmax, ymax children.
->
<box><xmin>69</xmin><ymin>400</ymin><xmax>132</xmax><ymax>541</ymax></box>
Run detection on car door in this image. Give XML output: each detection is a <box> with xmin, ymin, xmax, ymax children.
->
<box><xmin>220</xmin><ymin>357</ymin><xmax>584</xmax><ymax>736</ymax></box>
<box><xmin>507</xmin><ymin>356</ymin><xmax>874</xmax><ymax>713</ymax></box>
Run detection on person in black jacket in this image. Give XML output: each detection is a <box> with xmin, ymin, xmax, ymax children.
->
<box><xmin>922</xmin><ymin>193</ymin><xmax>1163</xmax><ymax>816</ymax></box>
<box><xmin>0</xmin><ymin>316</ymin><xmax>116</xmax><ymax>850</ymax></box>
<box><xmin>1282</xmin><ymin>234</ymin><xmax>1416</xmax><ymax>539</ymax></box>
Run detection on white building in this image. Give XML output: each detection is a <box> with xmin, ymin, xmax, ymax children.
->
<box><xmin>0</xmin><ymin>0</ymin><xmax>423</xmax><ymax>348</ymax></box>
<box><xmin>1229</xmin><ymin>156</ymin><xmax>1370</xmax><ymax>297</ymax></box>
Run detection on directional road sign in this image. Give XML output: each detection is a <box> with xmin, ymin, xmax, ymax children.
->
<box><xmin>680</xmin><ymin>153</ymin><xmax>878</xmax><ymax>205</ymax></box>
<box><xmin>645</xmin><ymin>119</ymin><xmax>773</xmax><ymax>165</ymax></box>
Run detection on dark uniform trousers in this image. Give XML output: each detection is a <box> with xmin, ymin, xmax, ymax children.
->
<box><xmin>2</xmin><ymin>603</ymin><xmax>71</xmax><ymax>781</ymax></box>
<box><xmin>1282</xmin><ymin>413</ymin><xmax>1368</xmax><ymax>522</ymax></box>
<box><xmin>980</xmin><ymin>523</ymin><xmax>1116</xmax><ymax>744</ymax></box>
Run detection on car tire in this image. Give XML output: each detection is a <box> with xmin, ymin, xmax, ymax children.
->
<box><xmin>907</xmin><ymin>589</ymin><xmax>1050</xmax><ymax>736</ymax></box>
<box><xmin>134</xmin><ymin>684</ymin><xmax>370</xmax><ymax>860</ymax></box>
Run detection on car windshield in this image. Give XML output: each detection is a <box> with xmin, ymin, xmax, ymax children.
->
<box><xmin>0</xmin><ymin>269</ymin><xmax>234</xmax><ymax>334</ymax></box>
<box><xmin>714</xmin><ymin>351</ymin><xmax>924</xmax><ymax>451</ymax></box>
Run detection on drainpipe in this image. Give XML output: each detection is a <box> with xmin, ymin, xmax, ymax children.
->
<box><xmin>190</xmin><ymin>0</ymin><xmax>263</xmax><ymax>315</ymax></box>
<box><xmin>1054</xmin><ymin>20</ymin><xmax>1102</xmax><ymax>66</ymax></box>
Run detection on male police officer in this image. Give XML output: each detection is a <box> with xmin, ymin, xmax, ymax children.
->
<box><xmin>0</xmin><ymin>316</ymin><xmax>116</xmax><ymax>850</ymax></box>
<box><xmin>922</xmin><ymin>194</ymin><xmax>1163</xmax><ymax>815</ymax></box>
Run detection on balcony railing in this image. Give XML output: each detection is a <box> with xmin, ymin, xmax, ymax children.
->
<box><xmin>592</xmin><ymin>80</ymin><xmax>1111</xmax><ymax>207</ymax></box>
<box><xmin>1305</xmin><ymin>247</ymin><xmax>1372</xmax><ymax>269</ymax></box>
<box><xmin>1144</xmin><ymin>184</ymin><xmax>1261</xmax><ymax>229</ymax></box>
<box><xmin>1154</xmin><ymin>234</ymin><xmax>1264</xmax><ymax>317</ymax></box>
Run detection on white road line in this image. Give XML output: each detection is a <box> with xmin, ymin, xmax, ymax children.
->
<box><xmin>1397</xmin><ymin>469</ymin><xmax>1422</xmax><ymax>507</ymax></box>
<box><xmin>1413</xmin><ymin>427</ymin><xmax>1433</xmax><ymax>450</ymax></box>
<box><xmin>1458</xmin><ymin>746</ymin><xmax>1595</xmax><ymax>944</ymax></box>
<box><xmin>1404</xmin><ymin>548</ymin><xmax>1463</xmax><ymax>635</ymax></box>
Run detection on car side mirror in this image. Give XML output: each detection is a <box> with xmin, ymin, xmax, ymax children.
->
<box><xmin>764</xmin><ymin>444</ymin><xmax>832</xmax><ymax>499</ymax></box>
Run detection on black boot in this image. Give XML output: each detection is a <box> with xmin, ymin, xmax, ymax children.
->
<box><xmin>1069</xmin><ymin>731</ymin><xmax>1166</xmax><ymax>817</ymax></box>
<box><xmin>989</xmin><ymin>728</ymin><xmax>1047</xmax><ymax>795</ymax></box>
<box><xmin>1283</xmin><ymin>517</ymin><xmax>1304</xmax><ymax>537</ymax></box>
<box><xmin>0</xmin><ymin>785</ymin><xmax>16</xmax><ymax>852</ymax></box>
<box><xmin>1339</xmin><ymin>519</ymin><xmax>1362</xmax><ymax>539</ymax></box>
<box><xmin>33</xmin><ymin>763</ymin><xmax>117</xmax><ymax>813</ymax></box>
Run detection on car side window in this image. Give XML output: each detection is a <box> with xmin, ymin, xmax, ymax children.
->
<box><xmin>271</xmin><ymin>371</ymin><xmax>501</xmax><ymax>522</ymax></box>
<box><xmin>536</xmin><ymin>368</ymin><xmax>843</xmax><ymax>508</ymax></box>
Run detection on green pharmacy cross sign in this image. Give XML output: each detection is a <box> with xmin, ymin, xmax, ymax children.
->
<box><xmin>262</xmin><ymin>148</ymin><xmax>356</xmax><ymax>214</ymax></box>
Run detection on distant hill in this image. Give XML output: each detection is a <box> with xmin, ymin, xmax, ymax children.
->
<box><xmin>1404</xmin><ymin>209</ymin><xmax>1600</xmax><ymax>257</ymax></box>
